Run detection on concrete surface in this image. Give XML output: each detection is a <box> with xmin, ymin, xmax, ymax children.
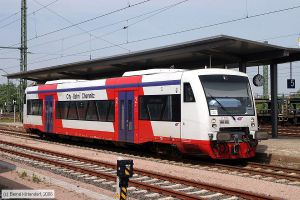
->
<box><xmin>0</xmin><ymin>160</ymin><xmax>115</xmax><ymax>200</ymax></box>
<box><xmin>256</xmin><ymin>136</ymin><xmax>300</xmax><ymax>167</ymax></box>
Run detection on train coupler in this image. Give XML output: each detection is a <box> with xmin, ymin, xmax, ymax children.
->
<box><xmin>232</xmin><ymin>134</ymin><xmax>240</xmax><ymax>155</ymax></box>
<box><xmin>231</xmin><ymin>144</ymin><xmax>240</xmax><ymax>155</ymax></box>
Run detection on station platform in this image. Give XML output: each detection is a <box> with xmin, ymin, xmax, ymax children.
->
<box><xmin>0</xmin><ymin>122</ymin><xmax>299</xmax><ymax>167</ymax></box>
<box><xmin>256</xmin><ymin>136</ymin><xmax>300</xmax><ymax>168</ymax></box>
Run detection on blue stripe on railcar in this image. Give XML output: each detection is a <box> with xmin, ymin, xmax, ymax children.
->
<box><xmin>27</xmin><ymin>80</ymin><xmax>181</xmax><ymax>94</ymax></box>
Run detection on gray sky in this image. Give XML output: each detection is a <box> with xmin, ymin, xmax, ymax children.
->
<box><xmin>0</xmin><ymin>0</ymin><xmax>299</xmax><ymax>96</ymax></box>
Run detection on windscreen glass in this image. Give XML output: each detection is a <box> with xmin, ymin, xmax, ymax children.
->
<box><xmin>199</xmin><ymin>75</ymin><xmax>255</xmax><ymax>116</ymax></box>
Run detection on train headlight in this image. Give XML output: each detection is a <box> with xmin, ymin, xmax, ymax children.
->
<box><xmin>211</xmin><ymin>118</ymin><xmax>217</xmax><ymax>128</ymax></box>
<box><xmin>251</xmin><ymin>123</ymin><xmax>255</xmax><ymax>127</ymax></box>
<box><xmin>251</xmin><ymin>118</ymin><xmax>255</xmax><ymax>123</ymax></box>
<box><xmin>217</xmin><ymin>132</ymin><xmax>231</xmax><ymax>142</ymax></box>
<box><xmin>211</xmin><ymin>118</ymin><xmax>216</xmax><ymax>123</ymax></box>
<box><xmin>255</xmin><ymin>131</ymin><xmax>268</xmax><ymax>140</ymax></box>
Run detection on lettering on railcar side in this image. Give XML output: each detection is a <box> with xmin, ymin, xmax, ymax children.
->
<box><xmin>65</xmin><ymin>92</ymin><xmax>95</xmax><ymax>100</ymax></box>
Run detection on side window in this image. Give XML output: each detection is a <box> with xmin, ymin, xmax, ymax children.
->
<box><xmin>56</xmin><ymin>101</ymin><xmax>61</xmax><ymax>119</ymax></box>
<box><xmin>36</xmin><ymin>100</ymin><xmax>43</xmax><ymax>115</ymax></box>
<box><xmin>56</xmin><ymin>101</ymin><xmax>69</xmax><ymax>119</ymax></box>
<box><xmin>67</xmin><ymin>101</ymin><xmax>78</xmax><ymax>120</ymax></box>
<box><xmin>171</xmin><ymin>95</ymin><xmax>181</xmax><ymax>121</ymax></box>
<box><xmin>184</xmin><ymin>82</ymin><xmax>195</xmax><ymax>102</ymax></box>
<box><xmin>27</xmin><ymin>100</ymin><xmax>32</xmax><ymax>115</ymax></box>
<box><xmin>86</xmin><ymin>101</ymin><xmax>98</xmax><ymax>121</ymax></box>
<box><xmin>27</xmin><ymin>99</ymin><xmax>43</xmax><ymax>116</ymax></box>
<box><xmin>77</xmin><ymin>101</ymin><xmax>88</xmax><ymax>120</ymax></box>
<box><xmin>96</xmin><ymin>100</ymin><xmax>115</xmax><ymax>122</ymax></box>
<box><xmin>55</xmin><ymin>100</ymin><xmax>115</xmax><ymax>121</ymax></box>
<box><xmin>107</xmin><ymin>101</ymin><xmax>115</xmax><ymax>122</ymax></box>
<box><xmin>139</xmin><ymin>95</ymin><xmax>181</xmax><ymax>122</ymax></box>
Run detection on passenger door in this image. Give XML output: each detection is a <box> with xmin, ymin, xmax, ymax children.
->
<box><xmin>118</xmin><ymin>91</ymin><xmax>134</xmax><ymax>143</ymax></box>
<box><xmin>45</xmin><ymin>96</ymin><xmax>53</xmax><ymax>133</ymax></box>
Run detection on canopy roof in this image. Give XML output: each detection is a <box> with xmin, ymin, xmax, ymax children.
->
<box><xmin>7</xmin><ymin>35</ymin><xmax>300</xmax><ymax>83</ymax></box>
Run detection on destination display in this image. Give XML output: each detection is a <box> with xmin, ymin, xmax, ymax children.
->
<box><xmin>57</xmin><ymin>90</ymin><xmax>106</xmax><ymax>101</ymax></box>
<box><xmin>66</xmin><ymin>92</ymin><xmax>95</xmax><ymax>100</ymax></box>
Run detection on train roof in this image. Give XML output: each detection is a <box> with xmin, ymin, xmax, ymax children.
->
<box><xmin>7</xmin><ymin>35</ymin><xmax>300</xmax><ymax>83</ymax></box>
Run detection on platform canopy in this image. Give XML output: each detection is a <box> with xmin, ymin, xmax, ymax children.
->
<box><xmin>7</xmin><ymin>35</ymin><xmax>300</xmax><ymax>83</ymax></box>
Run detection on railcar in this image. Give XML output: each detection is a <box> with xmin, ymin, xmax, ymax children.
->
<box><xmin>256</xmin><ymin>96</ymin><xmax>300</xmax><ymax>125</ymax></box>
<box><xmin>24</xmin><ymin>68</ymin><xmax>268</xmax><ymax>159</ymax></box>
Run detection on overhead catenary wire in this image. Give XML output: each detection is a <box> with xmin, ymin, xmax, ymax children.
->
<box><xmin>1</xmin><ymin>0</ymin><xmax>152</xmax><ymax>51</ymax></box>
<box><xmin>32</xmin><ymin>0</ymin><xmax>131</xmax><ymax>53</ymax></box>
<box><xmin>0</xmin><ymin>57</ymin><xmax>20</xmax><ymax>60</ymax></box>
<box><xmin>0</xmin><ymin>0</ymin><xmax>59</xmax><ymax>32</ymax></box>
<box><xmin>0</xmin><ymin>0</ymin><xmax>60</xmax><ymax>57</ymax></box>
<box><xmin>261</xmin><ymin>32</ymin><xmax>300</xmax><ymax>42</ymax></box>
<box><xmin>28</xmin><ymin>0</ymin><xmax>188</xmax><ymax>50</ymax></box>
<box><xmin>26</xmin><ymin>0</ymin><xmax>189</xmax><ymax>62</ymax></box>
<box><xmin>3</xmin><ymin>2</ymin><xmax>300</xmax><ymax>71</ymax></box>
<box><xmin>15</xmin><ymin>3</ymin><xmax>300</xmax><ymax>68</ymax></box>
<box><xmin>48</xmin><ymin>0</ymin><xmax>189</xmax><ymax>55</ymax></box>
<box><xmin>0</xmin><ymin>11</ymin><xmax>21</xmax><ymax>24</ymax></box>
<box><xmin>0</xmin><ymin>0</ymin><xmax>154</xmax><ymax>58</ymax></box>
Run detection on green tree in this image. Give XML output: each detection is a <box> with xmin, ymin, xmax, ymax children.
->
<box><xmin>0</xmin><ymin>82</ymin><xmax>18</xmax><ymax>112</ymax></box>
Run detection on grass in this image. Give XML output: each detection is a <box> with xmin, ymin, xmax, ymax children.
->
<box><xmin>32</xmin><ymin>173</ymin><xmax>41</xmax><ymax>183</ymax></box>
<box><xmin>18</xmin><ymin>171</ymin><xmax>28</xmax><ymax>179</ymax></box>
<box><xmin>0</xmin><ymin>118</ymin><xmax>19</xmax><ymax>123</ymax></box>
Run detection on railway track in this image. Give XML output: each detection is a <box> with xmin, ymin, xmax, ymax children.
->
<box><xmin>0</xmin><ymin>140</ymin><xmax>276</xmax><ymax>200</ymax></box>
<box><xmin>0</xmin><ymin>127</ymin><xmax>300</xmax><ymax>186</ymax></box>
<box><xmin>260</xmin><ymin>126</ymin><xmax>300</xmax><ymax>137</ymax></box>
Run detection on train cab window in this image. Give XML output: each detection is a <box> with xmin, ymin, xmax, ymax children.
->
<box><xmin>184</xmin><ymin>83</ymin><xmax>195</xmax><ymax>102</ymax></box>
<box><xmin>27</xmin><ymin>99</ymin><xmax>43</xmax><ymax>116</ymax></box>
<box><xmin>139</xmin><ymin>95</ymin><xmax>181</xmax><ymax>122</ymax></box>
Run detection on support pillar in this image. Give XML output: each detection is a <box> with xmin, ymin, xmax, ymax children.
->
<box><xmin>263</xmin><ymin>65</ymin><xmax>269</xmax><ymax>98</ymax></box>
<box><xmin>20</xmin><ymin>0</ymin><xmax>27</xmax><ymax>122</ymax></box>
<box><xmin>238</xmin><ymin>63</ymin><xmax>246</xmax><ymax>73</ymax></box>
<box><xmin>270</xmin><ymin>63</ymin><xmax>278</xmax><ymax>138</ymax></box>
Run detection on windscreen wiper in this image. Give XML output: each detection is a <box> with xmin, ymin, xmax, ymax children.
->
<box><xmin>207</xmin><ymin>93</ymin><xmax>236</xmax><ymax>121</ymax></box>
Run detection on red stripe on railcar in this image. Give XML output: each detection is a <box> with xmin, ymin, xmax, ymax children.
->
<box><xmin>105</xmin><ymin>76</ymin><xmax>154</xmax><ymax>144</ymax></box>
<box><xmin>55</xmin><ymin>127</ymin><xmax>114</xmax><ymax>140</ymax></box>
<box><xmin>37</xmin><ymin>84</ymin><xmax>59</xmax><ymax>133</ymax></box>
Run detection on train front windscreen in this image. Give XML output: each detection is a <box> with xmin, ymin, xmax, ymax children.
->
<box><xmin>199</xmin><ymin>75</ymin><xmax>255</xmax><ymax>116</ymax></box>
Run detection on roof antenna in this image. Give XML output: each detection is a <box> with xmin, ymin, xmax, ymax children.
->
<box><xmin>170</xmin><ymin>65</ymin><xmax>175</xmax><ymax>69</ymax></box>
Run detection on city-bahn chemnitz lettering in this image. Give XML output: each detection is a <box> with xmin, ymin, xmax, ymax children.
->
<box><xmin>66</xmin><ymin>92</ymin><xmax>95</xmax><ymax>100</ymax></box>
